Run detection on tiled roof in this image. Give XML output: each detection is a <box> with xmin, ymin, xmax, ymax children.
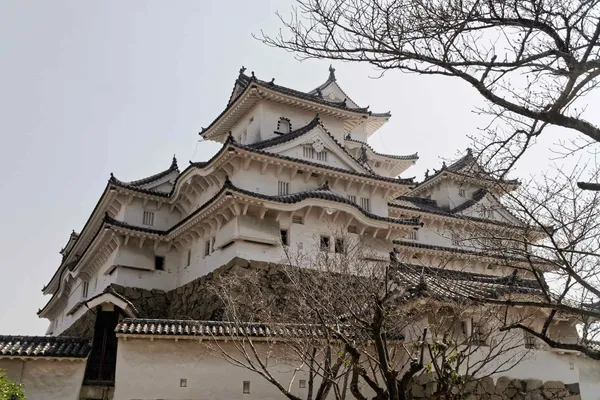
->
<box><xmin>105</xmin><ymin>179</ymin><xmax>422</xmax><ymax>236</ymax></box>
<box><xmin>390</xmin><ymin>262</ymin><xmax>542</xmax><ymax>300</ymax></box>
<box><xmin>0</xmin><ymin>336</ymin><xmax>91</xmax><ymax>359</ymax></box>
<box><xmin>345</xmin><ymin>137</ymin><xmax>419</xmax><ymax>161</ymax></box>
<box><xmin>202</xmin><ymin>69</ymin><xmax>390</xmax><ymax>138</ymax></box>
<box><xmin>115</xmin><ymin>319</ymin><xmax>361</xmax><ymax>339</ymax></box>
<box><xmin>412</xmin><ymin>149</ymin><xmax>519</xmax><ymax>189</ymax></box>
<box><xmin>390</xmin><ymin>195</ymin><xmax>526</xmax><ymax>230</ymax></box>
<box><xmin>393</xmin><ymin>240</ymin><xmax>552</xmax><ymax>265</ymax></box>
<box><xmin>449</xmin><ymin>188</ymin><xmax>488</xmax><ymax>213</ymax></box>
<box><xmin>123</xmin><ymin>156</ymin><xmax>179</xmax><ymax>187</ymax></box>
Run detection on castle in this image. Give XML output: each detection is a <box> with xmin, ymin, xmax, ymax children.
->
<box><xmin>0</xmin><ymin>67</ymin><xmax>595</xmax><ymax>400</ymax></box>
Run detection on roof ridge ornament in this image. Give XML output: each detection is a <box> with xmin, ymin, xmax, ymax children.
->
<box><xmin>239</xmin><ymin>66</ymin><xmax>246</xmax><ymax>75</ymax></box>
<box><xmin>170</xmin><ymin>154</ymin><xmax>178</xmax><ymax>170</ymax></box>
<box><xmin>328</xmin><ymin>65</ymin><xmax>336</xmax><ymax>82</ymax></box>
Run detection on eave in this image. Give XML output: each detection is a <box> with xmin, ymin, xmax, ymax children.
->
<box><xmin>408</xmin><ymin>170</ymin><xmax>520</xmax><ymax>195</ymax></box>
<box><xmin>201</xmin><ymin>82</ymin><xmax>388</xmax><ymax>141</ymax></box>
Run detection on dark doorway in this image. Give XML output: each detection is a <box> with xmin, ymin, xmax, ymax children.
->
<box><xmin>83</xmin><ymin>307</ymin><xmax>120</xmax><ymax>385</ymax></box>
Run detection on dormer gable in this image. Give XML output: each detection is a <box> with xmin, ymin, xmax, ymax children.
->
<box><xmin>246</xmin><ymin>116</ymin><xmax>371</xmax><ymax>175</ymax></box>
<box><xmin>308</xmin><ymin>65</ymin><xmax>361</xmax><ymax>109</ymax></box>
<box><xmin>117</xmin><ymin>156</ymin><xmax>180</xmax><ymax>193</ymax></box>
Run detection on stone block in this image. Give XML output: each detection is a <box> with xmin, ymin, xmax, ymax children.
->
<box><xmin>524</xmin><ymin>379</ymin><xmax>543</xmax><ymax>392</ymax></box>
<box><xmin>416</xmin><ymin>373</ymin><xmax>434</xmax><ymax>385</ymax></box>
<box><xmin>411</xmin><ymin>384</ymin><xmax>425</xmax><ymax>397</ymax></box>
<box><xmin>564</xmin><ymin>383</ymin><xmax>580</xmax><ymax>394</ymax></box>
<box><xmin>481</xmin><ymin>376</ymin><xmax>495</xmax><ymax>394</ymax></box>
<box><xmin>543</xmin><ymin>381</ymin><xmax>564</xmax><ymax>390</ymax></box>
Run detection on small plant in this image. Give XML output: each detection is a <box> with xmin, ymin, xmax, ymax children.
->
<box><xmin>0</xmin><ymin>369</ymin><xmax>25</xmax><ymax>400</ymax></box>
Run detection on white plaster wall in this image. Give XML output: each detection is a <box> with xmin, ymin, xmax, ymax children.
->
<box><xmin>122</xmin><ymin>197</ymin><xmax>180</xmax><ymax>231</ymax></box>
<box><xmin>0</xmin><ymin>358</ymin><xmax>86</xmax><ymax>400</ymax></box>
<box><xmin>578</xmin><ymin>356</ymin><xmax>600</xmax><ymax>400</ymax></box>
<box><xmin>114</xmin><ymin>338</ymin><xmax>336</xmax><ymax>400</ymax></box>
<box><xmin>229</xmin><ymin>163</ymin><xmax>389</xmax><ymax>217</ymax></box>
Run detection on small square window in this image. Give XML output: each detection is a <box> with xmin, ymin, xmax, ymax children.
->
<box><xmin>320</xmin><ymin>235</ymin><xmax>331</xmax><ymax>252</ymax></box>
<box><xmin>406</xmin><ymin>231</ymin><xmax>417</xmax><ymax>240</ymax></box>
<box><xmin>458</xmin><ymin>188</ymin><xmax>466</xmax><ymax>197</ymax></box>
<box><xmin>155</xmin><ymin>256</ymin><xmax>165</xmax><ymax>271</ymax></box>
<box><xmin>280</xmin><ymin>229</ymin><xmax>289</xmax><ymax>246</ymax></box>
<box><xmin>347</xmin><ymin>225</ymin><xmax>358</xmax><ymax>234</ymax></box>
<box><xmin>292</xmin><ymin>216</ymin><xmax>304</xmax><ymax>224</ymax></box>
<box><xmin>299</xmin><ymin>379</ymin><xmax>306</xmax><ymax>388</ymax></box>
<box><xmin>243</xmin><ymin>381</ymin><xmax>251</xmax><ymax>394</ymax></box>
<box><xmin>360</xmin><ymin>197</ymin><xmax>370</xmax><ymax>212</ymax></box>
<box><xmin>335</xmin><ymin>238</ymin><xmax>345</xmax><ymax>254</ymax></box>
<box><xmin>186</xmin><ymin>250</ymin><xmax>191</xmax><ymax>266</ymax></box>
<box><xmin>180</xmin><ymin>378</ymin><xmax>187</xmax><ymax>387</ymax></box>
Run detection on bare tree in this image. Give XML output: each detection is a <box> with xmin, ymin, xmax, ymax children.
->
<box><xmin>206</xmin><ymin>233</ymin><xmax>529</xmax><ymax>399</ymax></box>
<box><xmin>261</xmin><ymin>0</ymin><xmax>600</xmax><ymax>187</ymax></box>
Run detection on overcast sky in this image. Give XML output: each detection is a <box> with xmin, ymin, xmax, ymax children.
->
<box><xmin>0</xmin><ymin>1</ymin><xmax>591</xmax><ymax>335</ymax></box>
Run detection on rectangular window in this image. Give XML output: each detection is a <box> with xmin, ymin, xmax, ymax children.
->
<box><xmin>406</xmin><ymin>231</ymin><xmax>417</xmax><ymax>240</ymax></box>
<box><xmin>299</xmin><ymin>380</ymin><xmax>306</xmax><ymax>388</ymax></box>
<box><xmin>347</xmin><ymin>195</ymin><xmax>356</xmax><ymax>203</ymax></box>
<box><xmin>524</xmin><ymin>332</ymin><xmax>537</xmax><ymax>349</ymax></box>
<box><xmin>460</xmin><ymin>320</ymin><xmax>469</xmax><ymax>336</ymax></box>
<box><xmin>471</xmin><ymin>322</ymin><xmax>485</xmax><ymax>344</ymax></box>
<box><xmin>360</xmin><ymin>197</ymin><xmax>370</xmax><ymax>212</ymax></box>
<box><xmin>316</xmin><ymin>151</ymin><xmax>327</xmax><ymax>161</ymax></box>
<box><xmin>335</xmin><ymin>238</ymin><xmax>346</xmax><ymax>254</ymax></box>
<box><xmin>280</xmin><ymin>229</ymin><xmax>289</xmax><ymax>246</ymax></box>
<box><xmin>204</xmin><ymin>240</ymin><xmax>211</xmax><ymax>257</ymax></box>
<box><xmin>303</xmin><ymin>147</ymin><xmax>315</xmax><ymax>159</ymax></box>
<box><xmin>320</xmin><ymin>235</ymin><xmax>331</xmax><ymax>252</ymax></box>
<box><xmin>186</xmin><ymin>250</ymin><xmax>191</xmax><ymax>266</ymax></box>
<box><xmin>458</xmin><ymin>188</ymin><xmax>466</xmax><ymax>197</ymax></box>
<box><xmin>347</xmin><ymin>225</ymin><xmax>358</xmax><ymax>234</ymax></box>
<box><xmin>292</xmin><ymin>216</ymin><xmax>304</xmax><ymax>224</ymax></box>
<box><xmin>155</xmin><ymin>256</ymin><xmax>165</xmax><ymax>271</ymax></box>
<box><xmin>243</xmin><ymin>381</ymin><xmax>251</xmax><ymax>394</ymax></box>
<box><xmin>81</xmin><ymin>281</ymin><xmax>89</xmax><ymax>299</ymax></box>
<box><xmin>278</xmin><ymin>181</ymin><xmax>289</xmax><ymax>195</ymax></box>
<box><xmin>143</xmin><ymin>211</ymin><xmax>155</xmax><ymax>226</ymax></box>
<box><xmin>180</xmin><ymin>378</ymin><xmax>187</xmax><ymax>387</ymax></box>
<box><xmin>211</xmin><ymin>237</ymin><xmax>216</xmax><ymax>253</ymax></box>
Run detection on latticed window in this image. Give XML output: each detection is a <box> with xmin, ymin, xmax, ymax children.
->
<box><xmin>347</xmin><ymin>195</ymin><xmax>356</xmax><ymax>203</ymax></box>
<box><xmin>278</xmin><ymin>181</ymin><xmax>289</xmax><ymax>195</ymax></box>
<box><xmin>143</xmin><ymin>211</ymin><xmax>154</xmax><ymax>226</ymax></box>
<box><xmin>320</xmin><ymin>235</ymin><xmax>331</xmax><ymax>252</ymax></box>
<box><xmin>406</xmin><ymin>231</ymin><xmax>417</xmax><ymax>240</ymax></box>
<box><xmin>524</xmin><ymin>332</ymin><xmax>537</xmax><ymax>349</ymax></box>
<box><xmin>348</xmin><ymin>225</ymin><xmax>358</xmax><ymax>234</ymax></box>
<box><xmin>451</xmin><ymin>233</ymin><xmax>460</xmax><ymax>246</ymax></box>
<box><xmin>82</xmin><ymin>281</ymin><xmax>89</xmax><ymax>299</ymax></box>
<box><xmin>303</xmin><ymin>147</ymin><xmax>315</xmax><ymax>159</ymax></box>
<box><xmin>458</xmin><ymin>188</ymin><xmax>466</xmax><ymax>197</ymax></box>
<box><xmin>292</xmin><ymin>216</ymin><xmax>304</xmax><ymax>224</ymax></box>
<box><xmin>316</xmin><ymin>150</ymin><xmax>328</xmax><ymax>161</ymax></box>
<box><xmin>360</xmin><ymin>197</ymin><xmax>370</xmax><ymax>212</ymax></box>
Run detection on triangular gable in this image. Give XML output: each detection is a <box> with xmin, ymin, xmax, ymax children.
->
<box><xmin>308</xmin><ymin>66</ymin><xmax>360</xmax><ymax>109</ymax></box>
<box><xmin>254</xmin><ymin>122</ymin><xmax>370</xmax><ymax>174</ymax></box>
<box><xmin>456</xmin><ymin>192</ymin><xmax>523</xmax><ymax>226</ymax></box>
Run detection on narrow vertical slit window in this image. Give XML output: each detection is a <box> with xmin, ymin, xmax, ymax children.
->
<box><xmin>82</xmin><ymin>281</ymin><xmax>89</xmax><ymax>299</ymax></box>
<box><xmin>280</xmin><ymin>229</ymin><xmax>289</xmax><ymax>246</ymax></box>
<box><xmin>186</xmin><ymin>250</ymin><xmax>191</xmax><ymax>266</ymax></box>
<box><xmin>243</xmin><ymin>381</ymin><xmax>251</xmax><ymax>394</ymax></box>
<box><xmin>204</xmin><ymin>241</ymin><xmax>211</xmax><ymax>257</ymax></box>
<box><xmin>335</xmin><ymin>238</ymin><xmax>346</xmax><ymax>254</ymax></box>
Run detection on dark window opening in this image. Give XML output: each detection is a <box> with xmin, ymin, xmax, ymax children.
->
<box><xmin>204</xmin><ymin>240</ymin><xmax>211</xmax><ymax>257</ymax></box>
<box><xmin>155</xmin><ymin>256</ymin><xmax>165</xmax><ymax>271</ymax></box>
<box><xmin>320</xmin><ymin>235</ymin><xmax>330</xmax><ymax>252</ymax></box>
<box><xmin>186</xmin><ymin>250</ymin><xmax>191</xmax><ymax>266</ymax></box>
<box><xmin>280</xmin><ymin>230</ymin><xmax>289</xmax><ymax>246</ymax></box>
<box><xmin>335</xmin><ymin>238</ymin><xmax>346</xmax><ymax>254</ymax></box>
<box><xmin>243</xmin><ymin>381</ymin><xmax>251</xmax><ymax>394</ymax></box>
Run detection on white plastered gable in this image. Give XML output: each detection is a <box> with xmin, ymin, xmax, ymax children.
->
<box><xmin>263</xmin><ymin>125</ymin><xmax>369</xmax><ymax>174</ymax></box>
<box><xmin>459</xmin><ymin>192</ymin><xmax>522</xmax><ymax>225</ymax></box>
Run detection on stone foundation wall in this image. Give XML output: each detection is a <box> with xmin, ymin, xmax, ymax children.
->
<box><xmin>410</xmin><ymin>374</ymin><xmax>581</xmax><ymax>400</ymax></box>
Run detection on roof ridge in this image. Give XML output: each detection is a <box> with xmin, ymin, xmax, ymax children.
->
<box><xmin>112</xmin><ymin>156</ymin><xmax>180</xmax><ymax>188</ymax></box>
<box><xmin>345</xmin><ymin>136</ymin><xmax>419</xmax><ymax>161</ymax></box>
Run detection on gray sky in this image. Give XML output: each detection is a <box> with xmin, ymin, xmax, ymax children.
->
<box><xmin>0</xmin><ymin>1</ymin><xmax>589</xmax><ymax>335</ymax></box>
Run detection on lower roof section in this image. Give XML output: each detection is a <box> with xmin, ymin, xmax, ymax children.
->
<box><xmin>0</xmin><ymin>335</ymin><xmax>91</xmax><ymax>359</ymax></box>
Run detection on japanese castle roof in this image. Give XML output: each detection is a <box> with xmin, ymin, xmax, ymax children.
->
<box><xmin>344</xmin><ymin>135</ymin><xmax>419</xmax><ymax>161</ymax></box>
<box><xmin>0</xmin><ymin>335</ymin><xmax>91</xmax><ymax>359</ymax></box>
<box><xmin>201</xmin><ymin>67</ymin><xmax>390</xmax><ymax>139</ymax></box>
<box><xmin>411</xmin><ymin>149</ymin><xmax>520</xmax><ymax>191</ymax></box>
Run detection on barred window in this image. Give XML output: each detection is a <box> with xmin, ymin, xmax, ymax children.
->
<box><xmin>458</xmin><ymin>188</ymin><xmax>466</xmax><ymax>197</ymax></box>
<box><xmin>143</xmin><ymin>211</ymin><xmax>155</xmax><ymax>226</ymax></box>
<box><xmin>278</xmin><ymin>181</ymin><xmax>289</xmax><ymax>195</ymax></box>
<box><xmin>347</xmin><ymin>195</ymin><xmax>356</xmax><ymax>203</ymax></box>
<box><xmin>320</xmin><ymin>235</ymin><xmax>331</xmax><ymax>252</ymax></box>
<box><xmin>292</xmin><ymin>216</ymin><xmax>304</xmax><ymax>224</ymax></box>
<box><xmin>406</xmin><ymin>231</ymin><xmax>417</xmax><ymax>240</ymax></box>
<box><xmin>360</xmin><ymin>197</ymin><xmax>370</xmax><ymax>212</ymax></box>
<box><xmin>81</xmin><ymin>281</ymin><xmax>89</xmax><ymax>299</ymax></box>
<box><xmin>303</xmin><ymin>147</ymin><xmax>315</xmax><ymax>159</ymax></box>
<box><xmin>316</xmin><ymin>150</ymin><xmax>328</xmax><ymax>161</ymax></box>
